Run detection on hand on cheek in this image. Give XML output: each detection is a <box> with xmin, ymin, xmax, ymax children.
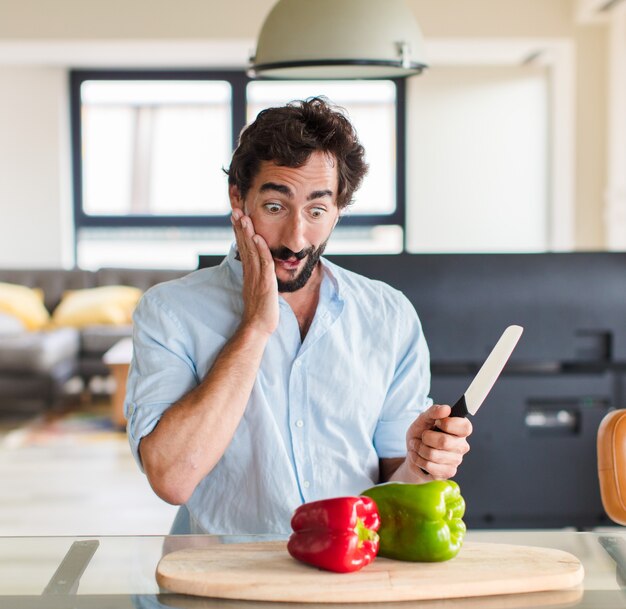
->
<box><xmin>231</xmin><ymin>209</ymin><xmax>279</xmax><ymax>337</ymax></box>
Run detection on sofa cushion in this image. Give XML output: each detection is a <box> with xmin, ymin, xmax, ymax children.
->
<box><xmin>0</xmin><ymin>328</ymin><xmax>80</xmax><ymax>373</ymax></box>
<box><xmin>0</xmin><ymin>282</ymin><xmax>50</xmax><ymax>330</ymax></box>
<box><xmin>81</xmin><ymin>324</ymin><xmax>133</xmax><ymax>355</ymax></box>
<box><xmin>0</xmin><ymin>269</ymin><xmax>96</xmax><ymax>312</ymax></box>
<box><xmin>51</xmin><ymin>286</ymin><xmax>142</xmax><ymax>328</ymax></box>
<box><xmin>0</xmin><ymin>312</ymin><xmax>25</xmax><ymax>336</ymax></box>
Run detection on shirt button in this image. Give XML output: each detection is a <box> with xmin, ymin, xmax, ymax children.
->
<box><xmin>295</xmin><ymin>419</ymin><xmax>304</xmax><ymax>428</ymax></box>
<box><xmin>303</xmin><ymin>480</ymin><xmax>310</xmax><ymax>489</ymax></box>
<box><xmin>294</xmin><ymin>360</ymin><xmax>302</xmax><ymax>367</ymax></box>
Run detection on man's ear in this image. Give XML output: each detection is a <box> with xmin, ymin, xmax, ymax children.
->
<box><xmin>229</xmin><ymin>184</ymin><xmax>244</xmax><ymax>211</ymax></box>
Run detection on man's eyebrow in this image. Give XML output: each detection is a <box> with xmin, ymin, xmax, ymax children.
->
<box><xmin>307</xmin><ymin>189</ymin><xmax>333</xmax><ymax>201</ymax></box>
<box><xmin>258</xmin><ymin>183</ymin><xmax>334</xmax><ymax>202</ymax></box>
<box><xmin>259</xmin><ymin>182</ymin><xmax>293</xmax><ymax>197</ymax></box>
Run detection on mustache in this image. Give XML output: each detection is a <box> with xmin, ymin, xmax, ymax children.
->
<box><xmin>270</xmin><ymin>246</ymin><xmax>314</xmax><ymax>261</ymax></box>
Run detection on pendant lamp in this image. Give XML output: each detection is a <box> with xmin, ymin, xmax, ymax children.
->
<box><xmin>249</xmin><ymin>0</ymin><xmax>428</xmax><ymax>79</ymax></box>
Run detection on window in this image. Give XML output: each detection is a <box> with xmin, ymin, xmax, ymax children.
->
<box><xmin>80</xmin><ymin>80</ymin><xmax>232</xmax><ymax>218</ymax></box>
<box><xmin>70</xmin><ymin>70</ymin><xmax>405</xmax><ymax>268</ymax></box>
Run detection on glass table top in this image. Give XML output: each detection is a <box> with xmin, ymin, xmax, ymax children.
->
<box><xmin>2</xmin><ymin>530</ymin><xmax>626</xmax><ymax>608</ymax></box>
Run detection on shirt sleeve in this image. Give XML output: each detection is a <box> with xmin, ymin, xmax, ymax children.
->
<box><xmin>373</xmin><ymin>293</ymin><xmax>433</xmax><ymax>458</ymax></box>
<box><xmin>124</xmin><ymin>289</ymin><xmax>200</xmax><ymax>470</ymax></box>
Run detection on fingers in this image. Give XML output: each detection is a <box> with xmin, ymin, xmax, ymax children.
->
<box><xmin>421</xmin><ymin>427</ymin><xmax>471</xmax><ymax>453</ymax></box>
<box><xmin>231</xmin><ymin>209</ymin><xmax>257</xmax><ymax>268</ymax></box>
<box><xmin>406</xmin><ymin>403</ymin><xmax>472</xmax><ymax>480</ymax></box>
<box><xmin>437</xmin><ymin>415</ymin><xmax>473</xmax><ymax>437</ymax></box>
<box><xmin>251</xmin><ymin>232</ymin><xmax>274</xmax><ymax>276</ymax></box>
<box><xmin>407</xmin><ymin>448</ymin><xmax>460</xmax><ymax>480</ymax></box>
<box><xmin>424</xmin><ymin>403</ymin><xmax>452</xmax><ymax>423</ymax></box>
<box><xmin>232</xmin><ymin>211</ymin><xmax>269</xmax><ymax>274</ymax></box>
<box><xmin>408</xmin><ymin>404</ymin><xmax>472</xmax><ymax>438</ymax></box>
<box><xmin>407</xmin><ymin>404</ymin><xmax>451</xmax><ymax>437</ymax></box>
<box><xmin>412</xmin><ymin>433</ymin><xmax>469</xmax><ymax>461</ymax></box>
<box><xmin>408</xmin><ymin>432</ymin><xmax>469</xmax><ymax>476</ymax></box>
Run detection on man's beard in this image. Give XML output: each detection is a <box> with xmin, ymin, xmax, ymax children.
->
<box><xmin>272</xmin><ymin>239</ymin><xmax>329</xmax><ymax>293</ymax></box>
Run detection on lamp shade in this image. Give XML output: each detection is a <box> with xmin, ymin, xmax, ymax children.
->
<box><xmin>249</xmin><ymin>0</ymin><xmax>428</xmax><ymax>79</ymax></box>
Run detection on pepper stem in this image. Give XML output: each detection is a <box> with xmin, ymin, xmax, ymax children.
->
<box><xmin>354</xmin><ymin>517</ymin><xmax>378</xmax><ymax>545</ymax></box>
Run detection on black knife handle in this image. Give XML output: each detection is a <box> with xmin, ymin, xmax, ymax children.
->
<box><xmin>450</xmin><ymin>394</ymin><xmax>469</xmax><ymax>418</ymax></box>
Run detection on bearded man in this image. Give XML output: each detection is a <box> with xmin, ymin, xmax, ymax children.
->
<box><xmin>125</xmin><ymin>97</ymin><xmax>472</xmax><ymax>535</ymax></box>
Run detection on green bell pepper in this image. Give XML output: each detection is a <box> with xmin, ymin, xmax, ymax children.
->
<box><xmin>361</xmin><ymin>480</ymin><xmax>466</xmax><ymax>562</ymax></box>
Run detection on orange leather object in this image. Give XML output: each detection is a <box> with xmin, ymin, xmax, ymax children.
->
<box><xmin>598</xmin><ymin>409</ymin><xmax>626</xmax><ymax>525</ymax></box>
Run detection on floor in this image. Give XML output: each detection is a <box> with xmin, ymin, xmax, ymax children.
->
<box><xmin>0</xmin><ymin>398</ymin><xmax>178</xmax><ymax>537</ymax></box>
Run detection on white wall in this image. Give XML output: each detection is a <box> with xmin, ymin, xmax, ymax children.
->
<box><xmin>575</xmin><ymin>23</ymin><xmax>608</xmax><ymax>249</ymax></box>
<box><xmin>605</xmin><ymin>2</ymin><xmax>626</xmax><ymax>249</ymax></box>
<box><xmin>0</xmin><ymin>0</ymin><xmax>574</xmax><ymax>40</ymax></box>
<box><xmin>409</xmin><ymin>0</ymin><xmax>575</xmax><ymax>37</ymax></box>
<box><xmin>0</xmin><ymin>0</ymin><xmax>274</xmax><ymax>39</ymax></box>
<box><xmin>406</xmin><ymin>66</ymin><xmax>548</xmax><ymax>252</ymax></box>
<box><xmin>0</xmin><ymin>67</ymin><xmax>73</xmax><ymax>267</ymax></box>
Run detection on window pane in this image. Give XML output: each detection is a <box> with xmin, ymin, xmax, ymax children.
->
<box><xmin>246</xmin><ymin>81</ymin><xmax>396</xmax><ymax>215</ymax></box>
<box><xmin>82</xmin><ymin>106</ymin><xmax>134</xmax><ymax>214</ymax></box>
<box><xmin>80</xmin><ymin>80</ymin><xmax>232</xmax><ymax>217</ymax></box>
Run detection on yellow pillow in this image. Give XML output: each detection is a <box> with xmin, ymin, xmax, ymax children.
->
<box><xmin>52</xmin><ymin>285</ymin><xmax>142</xmax><ymax>328</ymax></box>
<box><xmin>0</xmin><ymin>282</ymin><xmax>50</xmax><ymax>330</ymax></box>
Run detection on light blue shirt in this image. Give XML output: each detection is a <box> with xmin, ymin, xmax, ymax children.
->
<box><xmin>125</xmin><ymin>244</ymin><xmax>432</xmax><ymax>535</ymax></box>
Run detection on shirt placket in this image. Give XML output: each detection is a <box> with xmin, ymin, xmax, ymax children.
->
<box><xmin>289</xmin><ymin>352</ymin><xmax>313</xmax><ymax>501</ymax></box>
<box><xmin>291</xmin><ymin>329</ymin><xmax>332</xmax><ymax>501</ymax></box>
<box><xmin>276</xmin><ymin>297</ymin><xmax>311</xmax><ymax>502</ymax></box>
<box><xmin>285</xmin><ymin>287</ymin><xmax>344</xmax><ymax>503</ymax></box>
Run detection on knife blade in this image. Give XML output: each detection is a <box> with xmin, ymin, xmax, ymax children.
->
<box><xmin>449</xmin><ymin>325</ymin><xmax>524</xmax><ymax>418</ymax></box>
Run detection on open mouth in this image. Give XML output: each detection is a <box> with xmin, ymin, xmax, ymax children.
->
<box><xmin>274</xmin><ymin>257</ymin><xmax>302</xmax><ymax>271</ymax></box>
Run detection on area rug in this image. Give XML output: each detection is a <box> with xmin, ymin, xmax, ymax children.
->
<box><xmin>1</xmin><ymin>407</ymin><xmax>127</xmax><ymax>449</ymax></box>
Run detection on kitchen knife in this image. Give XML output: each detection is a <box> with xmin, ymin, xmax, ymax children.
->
<box><xmin>449</xmin><ymin>324</ymin><xmax>524</xmax><ymax>418</ymax></box>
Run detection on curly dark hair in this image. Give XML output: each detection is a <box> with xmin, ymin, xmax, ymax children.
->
<box><xmin>225</xmin><ymin>97</ymin><xmax>368</xmax><ymax>210</ymax></box>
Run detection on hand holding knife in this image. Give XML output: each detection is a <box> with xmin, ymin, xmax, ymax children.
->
<box><xmin>412</xmin><ymin>325</ymin><xmax>524</xmax><ymax>479</ymax></box>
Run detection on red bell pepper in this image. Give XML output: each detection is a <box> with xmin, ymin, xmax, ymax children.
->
<box><xmin>287</xmin><ymin>496</ymin><xmax>380</xmax><ymax>573</ymax></box>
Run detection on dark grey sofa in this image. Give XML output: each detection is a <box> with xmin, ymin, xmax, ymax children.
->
<box><xmin>0</xmin><ymin>267</ymin><xmax>189</xmax><ymax>414</ymax></box>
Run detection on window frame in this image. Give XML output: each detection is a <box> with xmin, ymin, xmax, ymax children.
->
<box><xmin>70</xmin><ymin>69</ymin><xmax>407</xmax><ymax>232</ymax></box>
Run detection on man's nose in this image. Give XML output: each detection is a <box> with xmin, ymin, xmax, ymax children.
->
<box><xmin>281</xmin><ymin>213</ymin><xmax>308</xmax><ymax>253</ymax></box>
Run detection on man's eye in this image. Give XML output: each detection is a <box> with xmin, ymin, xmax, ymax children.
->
<box><xmin>265</xmin><ymin>203</ymin><xmax>282</xmax><ymax>213</ymax></box>
<box><xmin>311</xmin><ymin>208</ymin><xmax>326</xmax><ymax>218</ymax></box>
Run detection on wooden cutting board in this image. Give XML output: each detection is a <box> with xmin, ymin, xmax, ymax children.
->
<box><xmin>156</xmin><ymin>541</ymin><xmax>584</xmax><ymax>603</ymax></box>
